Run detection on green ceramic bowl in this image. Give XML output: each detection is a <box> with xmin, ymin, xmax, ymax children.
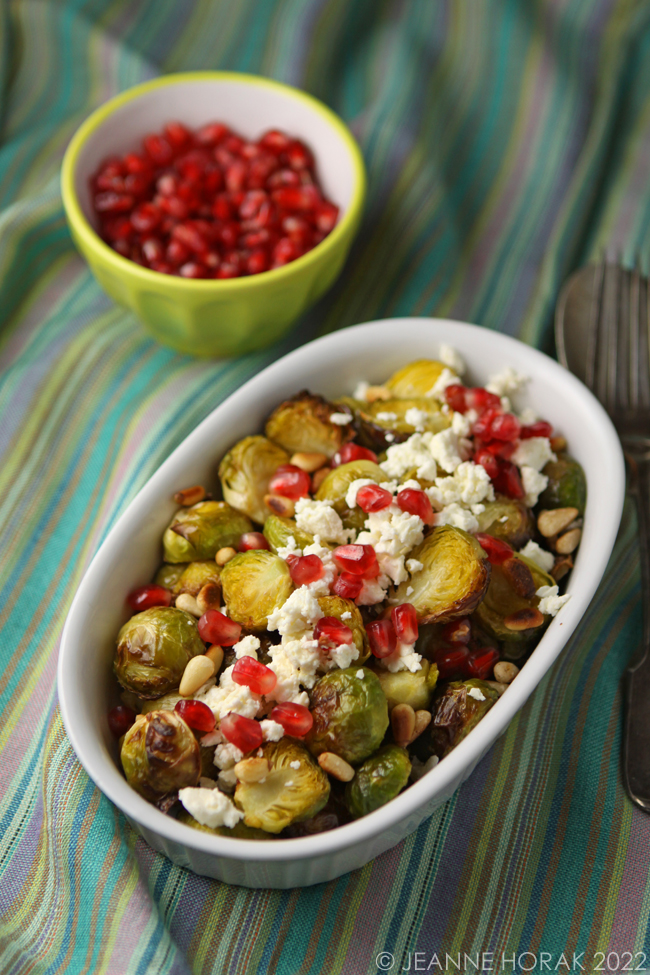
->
<box><xmin>61</xmin><ymin>72</ymin><xmax>366</xmax><ymax>357</ymax></box>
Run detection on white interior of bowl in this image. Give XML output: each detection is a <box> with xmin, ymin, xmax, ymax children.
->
<box><xmin>58</xmin><ymin>318</ymin><xmax>625</xmax><ymax>867</ymax></box>
<box><xmin>73</xmin><ymin>76</ymin><xmax>358</xmax><ymax>231</ymax></box>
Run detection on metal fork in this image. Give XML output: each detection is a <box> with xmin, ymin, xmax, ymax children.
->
<box><xmin>556</xmin><ymin>261</ymin><xmax>650</xmax><ymax>813</ymax></box>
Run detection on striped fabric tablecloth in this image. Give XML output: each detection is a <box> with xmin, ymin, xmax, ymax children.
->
<box><xmin>2</xmin><ymin>1</ymin><xmax>650</xmax><ymax>972</ymax></box>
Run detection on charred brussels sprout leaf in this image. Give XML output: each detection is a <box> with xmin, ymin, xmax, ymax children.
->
<box><xmin>476</xmin><ymin>495</ymin><xmax>535</xmax><ymax>549</ymax></box>
<box><xmin>473</xmin><ymin>553</ymin><xmax>554</xmax><ymax>656</ymax></box>
<box><xmin>114</xmin><ymin>607</ymin><xmax>205</xmax><ymax>699</ymax></box>
<box><xmin>265</xmin><ymin>390</ymin><xmax>354</xmax><ymax>458</ymax></box>
<box><xmin>317</xmin><ymin>594</ymin><xmax>369</xmax><ymax>663</ymax></box>
<box><xmin>177</xmin><ymin>809</ymin><xmax>271</xmax><ymax>839</ymax></box>
<box><xmin>120</xmin><ymin>710</ymin><xmax>200</xmax><ymax>802</ymax></box>
<box><xmin>219</xmin><ymin>435</ymin><xmax>289</xmax><ymax>524</ymax></box>
<box><xmin>163</xmin><ymin>501</ymin><xmax>252</xmax><ymax>563</ymax></box>
<box><xmin>539</xmin><ymin>454</ymin><xmax>587</xmax><ymax>514</ymax></box>
<box><xmin>315</xmin><ymin>459</ymin><xmax>386</xmax><ymax>532</ymax></box>
<box><xmin>385</xmin><ymin>359</ymin><xmax>448</xmax><ymax>398</ymax></box>
<box><xmin>263</xmin><ymin>515</ymin><xmax>315</xmax><ymax>555</ymax></box>
<box><xmin>346</xmin><ymin>746</ymin><xmax>411</xmax><ymax>817</ymax></box>
<box><xmin>354</xmin><ymin>397</ymin><xmax>450</xmax><ymax>452</ymax></box>
<box><xmin>221</xmin><ymin>550</ymin><xmax>293</xmax><ymax>631</ymax></box>
<box><xmin>427</xmin><ymin>679</ymin><xmax>499</xmax><ymax>758</ymax></box>
<box><xmin>371</xmin><ymin>660</ymin><xmax>438</xmax><ymax>711</ymax></box>
<box><xmin>306</xmin><ymin>668</ymin><xmax>389</xmax><ymax>765</ymax></box>
<box><xmin>234</xmin><ymin>740</ymin><xmax>330</xmax><ymax>834</ymax></box>
<box><xmin>153</xmin><ymin>564</ymin><xmax>185</xmax><ymax>591</ymax></box>
<box><xmin>394</xmin><ymin>526</ymin><xmax>490</xmax><ymax>624</ymax></box>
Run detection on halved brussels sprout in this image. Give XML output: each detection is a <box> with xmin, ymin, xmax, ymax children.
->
<box><xmin>219</xmin><ymin>435</ymin><xmax>289</xmax><ymax>524</ymax></box>
<box><xmin>175</xmin><ymin>560</ymin><xmax>221</xmax><ymax>596</ymax></box>
<box><xmin>139</xmin><ymin>691</ymin><xmax>183</xmax><ymax>714</ymax></box>
<box><xmin>476</xmin><ymin>495</ymin><xmax>535</xmax><ymax>549</ymax></box>
<box><xmin>265</xmin><ymin>391</ymin><xmax>354</xmax><ymax>458</ymax></box>
<box><xmin>120</xmin><ymin>710</ymin><xmax>201</xmax><ymax>802</ymax></box>
<box><xmin>163</xmin><ymin>501</ymin><xmax>252</xmax><ymax>563</ymax></box>
<box><xmin>114</xmin><ymin>607</ymin><xmax>205</xmax><ymax>699</ymax></box>
<box><xmin>315</xmin><ymin>459</ymin><xmax>386</xmax><ymax>532</ymax></box>
<box><xmin>472</xmin><ymin>553</ymin><xmax>554</xmax><ymax>655</ymax></box>
<box><xmin>385</xmin><ymin>359</ymin><xmax>447</xmax><ymax>398</ymax></box>
<box><xmin>317</xmin><ymin>594</ymin><xmax>369</xmax><ymax>664</ymax></box>
<box><xmin>263</xmin><ymin>514</ymin><xmax>315</xmax><ymax>555</ymax></box>
<box><xmin>539</xmin><ymin>454</ymin><xmax>587</xmax><ymax>514</ymax></box>
<box><xmin>234</xmin><ymin>739</ymin><xmax>330</xmax><ymax>834</ymax></box>
<box><xmin>153</xmin><ymin>564</ymin><xmax>185</xmax><ymax>591</ymax></box>
<box><xmin>426</xmin><ymin>679</ymin><xmax>500</xmax><ymax>758</ymax></box>
<box><xmin>221</xmin><ymin>550</ymin><xmax>293</xmax><ymax>631</ymax></box>
<box><xmin>306</xmin><ymin>668</ymin><xmax>389</xmax><ymax>765</ymax></box>
<box><xmin>177</xmin><ymin>808</ymin><xmax>271</xmax><ymax>839</ymax></box>
<box><xmin>354</xmin><ymin>397</ymin><xmax>450</xmax><ymax>452</ymax></box>
<box><xmin>371</xmin><ymin>659</ymin><xmax>438</xmax><ymax>711</ymax></box>
<box><xmin>345</xmin><ymin>746</ymin><xmax>411</xmax><ymax>818</ymax></box>
<box><xmin>394</xmin><ymin>526</ymin><xmax>490</xmax><ymax>624</ymax></box>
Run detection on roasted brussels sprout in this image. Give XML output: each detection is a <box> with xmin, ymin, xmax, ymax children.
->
<box><xmin>476</xmin><ymin>495</ymin><xmax>535</xmax><ymax>549</ymax></box>
<box><xmin>265</xmin><ymin>391</ymin><xmax>354</xmax><ymax>458</ymax></box>
<box><xmin>394</xmin><ymin>526</ymin><xmax>490</xmax><ymax>624</ymax></box>
<box><xmin>120</xmin><ymin>710</ymin><xmax>201</xmax><ymax>802</ymax></box>
<box><xmin>221</xmin><ymin>550</ymin><xmax>293</xmax><ymax>631</ymax></box>
<box><xmin>138</xmin><ymin>691</ymin><xmax>183</xmax><ymax>714</ymax></box>
<box><xmin>371</xmin><ymin>660</ymin><xmax>438</xmax><ymax>711</ymax></box>
<box><xmin>472</xmin><ymin>553</ymin><xmax>554</xmax><ymax>654</ymax></box>
<box><xmin>317</xmin><ymin>594</ymin><xmax>369</xmax><ymax>663</ymax></box>
<box><xmin>114</xmin><ymin>607</ymin><xmax>205</xmax><ymax>699</ymax></box>
<box><xmin>424</xmin><ymin>679</ymin><xmax>500</xmax><ymax>758</ymax></box>
<box><xmin>219</xmin><ymin>435</ymin><xmax>289</xmax><ymax>524</ymax></box>
<box><xmin>263</xmin><ymin>514</ymin><xmax>315</xmax><ymax>554</ymax></box>
<box><xmin>175</xmin><ymin>560</ymin><xmax>221</xmax><ymax>596</ymax></box>
<box><xmin>345</xmin><ymin>746</ymin><xmax>411</xmax><ymax>817</ymax></box>
<box><xmin>539</xmin><ymin>454</ymin><xmax>587</xmax><ymax>515</ymax></box>
<box><xmin>385</xmin><ymin>359</ymin><xmax>447</xmax><ymax>398</ymax></box>
<box><xmin>354</xmin><ymin>397</ymin><xmax>450</xmax><ymax>451</ymax></box>
<box><xmin>315</xmin><ymin>459</ymin><xmax>386</xmax><ymax>532</ymax></box>
<box><xmin>234</xmin><ymin>739</ymin><xmax>330</xmax><ymax>834</ymax></box>
<box><xmin>153</xmin><ymin>564</ymin><xmax>185</xmax><ymax>591</ymax></box>
<box><xmin>306</xmin><ymin>668</ymin><xmax>389</xmax><ymax>765</ymax></box>
<box><xmin>163</xmin><ymin>501</ymin><xmax>252</xmax><ymax>563</ymax></box>
<box><xmin>177</xmin><ymin>808</ymin><xmax>271</xmax><ymax>839</ymax></box>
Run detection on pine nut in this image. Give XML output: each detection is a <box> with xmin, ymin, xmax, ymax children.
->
<box><xmin>391</xmin><ymin>703</ymin><xmax>416</xmax><ymax>748</ymax></box>
<box><xmin>504</xmin><ymin>607</ymin><xmax>545</xmax><ymax>630</ymax></box>
<box><xmin>197</xmin><ymin>582</ymin><xmax>220</xmax><ymax>614</ymax></box>
<box><xmin>264</xmin><ymin>494</ymin><xmax>295</xmax><ymax>517</ymax></box>
<box><xmin>290</xmin><ymin>451</ymin><xmax>328</xmax><ymax>473</ymax></box>
<box><xmin>493</xmin><ymin>661</ymin><xmax>519</xmax><ymax>684</ymax></box>
<box><xmin>555</xmin><ymin>527</ymin><xmax>582</xmax><ymax>554</ymax></box>
<box><xmin>311</xmin><ymin>467</ymin><xmax>331</xmax><ymax>492</ymax></box>
<box><xmin>179</xmin><ymin>655</ymin><xmax>216</xmax><ymax>696</ymax></box>
<box><xmin>484</xmin><ymin>681</ymin><xmax>508</xmax><ymax>695</ymax></box>
<box><xmin>318</xmin><ymin>752</ymin><xmax>355</xmax><ymax>782</ymax></box>
<box><xmin>204</xmin><ymin>645</ymin><xmax>224</xmax><ymax>671</ymax></box>
<box><xmin>537</xmin><ymin>507</ymin><xmax>579</xmax><ymax>538</ymax></box>
<box><xmin>175</xmin><ymin>593</ymin><xmax>202</xmax><ymax>617</ymax></box>
<box><xmin>551</xmin><ymin>555</ymin><xmax>573</xmax><ymax>581</ymax></box>
<box><xmin>365</xmin><ymin>385</ymin><xmax>391</xmax><ymax>403</ymax></box>
<box><xmin>413</xmin><ymin>710</ymin><xmax>432</xmax><ymax>740</ymax></box>
<box><xmin>216</xmin><ymin>546</ymin><xmax>237</xmax><ymax>566</ymax></box>
<box><xmin>550</xmin><ymin>435</ymin><xmax>567</xmax><ymax>453</ymax></box>
<box><xmin>173</xmin><ymin>485</ymin><xmax>207</xmax><ymax>506</ymax></box>
<box><xmin>234</xmin><ymin>757</ymin><xmax>271</xmax><ymax>783</ymax></box>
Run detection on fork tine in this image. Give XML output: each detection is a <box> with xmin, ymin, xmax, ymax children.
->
<box><xmin>640</xmin><ymin>274</ymin><xmax>650</xmax><ymax>409</ymax></box>
<box><xmin>613</xmin><ymin>265</ymin><xmax>629</xmax><ymax>411</ymax></box>
<box><xmin>585</xmin><ymin>260</ymin><xmax>605</xmax><ymax>392</ymax></box>
<box><xmin>629</xmin><ymin>267</ymin><xmax>641</xmax><ymax>409</ymax></box>
<box><xmin>594</xmin><ymin>262</ymin><xmax>618</xmax><ymax>411</ymax></box>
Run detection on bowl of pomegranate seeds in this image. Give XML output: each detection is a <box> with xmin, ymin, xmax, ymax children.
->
<box><xmin>59</xmin><ymin>319</ymin><xmax>624</xmax><ymax>887</ymax></box>
<box><xmin>61</xmin><ymin>72</ymin><xmax>366</xmax><ymax>356</ymax></box>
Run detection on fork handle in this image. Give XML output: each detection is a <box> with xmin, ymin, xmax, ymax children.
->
<box><xmin>623</xmin><ymin>448</ymin><xmax>650</xmax><ymax>811</ymax></box>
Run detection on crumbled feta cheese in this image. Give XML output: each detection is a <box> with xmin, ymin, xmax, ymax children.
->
<box><xmin>233</xmin><ymin>635</ymin><xmax>260</xmax><ymax>659</ymax></box>
<box><xmin>199</xmin><ymin>667</ymin><xmax>261</xmax><ymax>721</ymax></box>
<box><xmin>267</xmin><ymin>586</ymin><xmax>324</xmax><ymax>637</ymax></box>
<box><xmin>345</xmin><ymin>478</ymin><xmax>376</xmax><ymax>509</ymax></box>
<box><xmin>353</xmin><ymin>380</ymin><xmax>370</xmax><ymax>401</ymax></box>
<box><xmin>405</xmin><ymin>407</ymin><xmax>429</xmax><ymax>430</ymax></box>
<box><xmin>486</xmin><ymin>366</ymin><xmax>528</xmax><ymax>398</ymax></box>
<box><xmin>301</xmin><ymin>536</ymin><xmax>338</xmax><ymax>594</ymax></box>
<box><xmin>260</xmin><ymin>719</ymin><xmax>284</xmax><ymax>741</ymax></box>
<box><xmin>468</xmin><ymin>686</ymin><xmax>486</xmax><ymax>701</ymax></box>
<box><xmin>439</xmin><ymin>344</ymin><xmax>466</xmax><ymax>375</ymax></box>
<box><xmin>289</xmin><ymin>760</ymin><xmax>301</xmax><ymax>769</ymax></box>
<box><xmin>356</xmin><ymin>504</ymin><xmax>424</xmax><ymax>559</ymax></box>
<box><xmin>380</xmin><ymin>433</ymin><xmax>438</xmax><ymax>481</ymax></box>
<box><xmin>521</xmin><ymin>466</ymin><xmax>548</xmax><ymax>507</ymax></box>
<box><xmin>265</xmin><ymin>644</ymin><xmax>312</xmax><ymax>704</ymax></box>
<box><xmin>518</xmin><ymin>407</ymin><xmax>538</xmax><ymax>425</ymax></box>
<box><xmin>376</xmin><ymin>411</ymin><xmax>398</xmax><ymax>423</ymax></box>
<box><xmin>355</xmin><ymin>577</ymin><xmax>388</xmax><ymax>605</ymax></box>
<box><xmin>434</xmin><ymin>502</ymin><xmax>479</xmax><ymax>533</ymax></box>
<box><xmin>406</xmin><ymin>558</ymin><xmax>424</xmax><ymax>573</ymax></box>
<box><xmin>536</xmin><ymin>585</ymin><xmax>571</xmax><ymax>617</ymax></box>
<box><xmin>329</xmin><ymin>640</ymin><xmax>360</xmax><ymax>669</ymax></box>
<box><xmin>295</xmin><ymin>497</ymin><xmax>352</xmax><ymax>544</ymax></box>
<box><xmin>329</xmin><ymin>412</ymin><xmax>352</xmax><ymax>425</ymax></box>
<box><xmin>340</xmin><ymin>611</ymin><xmax>352</xmax><ymax>620</ymax></box>
<box><xmin>179</xmin><ymin>786</ymin><xmax>244</xmax><ymax>829</ymax></box>
<box><xmin>383</xmin><ymin>639</ymin><xmax>422</xmax><ymax>673</ymax></box>
<box><xmin>512</xmin><ymin>437</ymin><xmax>556</xmax><ymax>473</ymax></box>
<box><xmin>520</xmin><ymin>540</ymin><xmax>555</xmax><ymax>573</ymax></box>
<box><xmin>451</xmin><ymin>411</ymin><xmax>472</xmax><ymax>437</ymax></box>
<box><xmin>213</xmin><ymin>742</ymin><xmax>244</xmax><ymax>770</ymax></box>
<box><xmin>217</xmin><ymin>769</ymin><xmax>237</xmax><ymax>792</ymax></box>
<box><xmin>428</xmin><ymin>428</ymin><xmax>463</xmax><ymax>473</ymax></box>
<box><xmin>406</xmin><ymin>586</ymin><xmax>414</xmax><ymax>596</ymax></box>
<box><xmin>500</xmin><ymin>396</ymin><xmax>512</xmax><ymax>413</ymax></box>
<box><xmin>428</xmin><ymin>368</ymin><xmax>461</xmax><ymax>400</ymax></box>
<box><xmin>427</xmin><ymin>461</ymin><xmax>494</xmax><ymax>507</ymax></box>
<box><xmin>276</xmin><ymin>535</ymin><xmax>302</xmax><ymax>560</ymax></box>
<box><xmin>200</xmin><ymin>728</ymin><xmax>224</xmax><ymax>748</ymax></box>
<box><xmin>356</xmin><ymin>669</ymin><xmax>365</xmax><ymax>679</ymax></box>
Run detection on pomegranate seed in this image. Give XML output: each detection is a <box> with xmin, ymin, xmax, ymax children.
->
<box><xmin>123</xmin><ymin>152</ymin><xmax>150</xmax><ymax>175</ymax></box>
<box><xmin>314</xmin><ymin>617</ymin><xmax>354</xmax><ymax>646</ymax></box>
<box><xmin>441</xmin><ymin>619</ymin><xmax>471</xmax><ymax>644</ymax></box>
<box><xmin>271</xmin><ymin>186</ymin><xmax>320</xmax><ymax>211</ymax></box>
<box><xmin>332</xmin><ymin>443</ymin><xmax>377</xmax><ymax>467</ymax></box>
<box><xmin>288</xmin><ymin>554</ymin><xmax>324</xmax><ymax>586</ymax></box>
<box><xmin>464</xmin><ymin>648</ymin><xmax>500</xmax><ymax>681</ymax></box>
<box><xmin>127</xmin><ymin>584</ymin><xmax>172</xmax><ymax>612</ymax></box>
<box><xmin>313</xmin><ymin>202</ymin><xmax>339</xmax><ymax>234</ymax></box>
<box><xmin>391</xmin><ymin>603</ymin><xmax>419</xmax><ymax>644</ymax></box>
<box><xmin>239</xmin><ymin>190</ymin><xmax>268</xmax><ymax>220</ymax></box>
<box><xmin>166</xmin><ymin>239</ymin><xmax>190</xmax><ymax>265</ymax></box>
<box><xmin>175</xmin><ymin>699</ymin><xmax>216</xmax><ymax>733</ymax></box>
<box><xmin>285</xmin><ymin>140</ymin><xmax>313</xmax><ymax>170</ymax></box>
<box><xmin>164</xmin><ymin>121</ymin><xmax>192</xmax><ymax>149</ymax></box>
<box><xmin>238</xmin><ymin>532</ymin><xmax>270</xmax><ymax>551</ymax></box>
<box><xmin>215</xmin><ymin>263</ymin><xmax>240</xmax><ymax>279</ymax></box>
<box><xmin>480</xmin><ymin>438</ymin><xmax>517</xmax><ymax>460</ymax></box>
<box><xmin>268</xmin><ymin>466</ymin><xmax>311</xmax><ymax>499</ymax></box>
<box><xmin>260</xmin><ymin>129</ymin><xmax>292</xmax><ymax>152</ymax></box>
<box><xmin>248</xmin><ymin>155</ymin><xmax>278</xmax><ymax>188</ymax></box>
<box><xmin>435</xmin><ymin>645</ymin><xmax>470</xmax><ymax>679</ymax></box>
<box><xmin>475</xmin><ymin>533</ymin><xmax>513</xmax><ymax>564</ymax></box>
<box><xmin>94</xmin><ymin>192</ymin><xmax>134</xmax><ymax>213</ymax></box>
<box><xmin>356</xmin><ymin>484</ymin><xmax>393</xmax><ymax>512</ymax></box>
<box><xmin>225</xmin><ymin>160</ymin><xmax>247</xmax><ymax>193</ymax></box>
<box><xmin>172</xmin><ymin>221</ymin><xmax>208</xmax><ymax>253</ymax></box>
<box><xmin>107</xmin><ymin>705</ymin><xmax>136</xmax><ymax>737</ymax></box>
<box><xmin>282</xmin><ymin>215</ymin><xmax>312</xmax><ymax>248</ymax></box>
<box><xmin>270</xmin><ymin>702</ymin><xmax>313</xmax><ymax>737</ymax></box>
<box><xmin>198</xmin><ymin>610</ymin><xmax>241</xmax><ymax>646</ymax></box>
<box><xmin>489</xmin><ymin>413</ymin><xmax>521</xmax><ymax>442</ymax></box>
<box><xmin>103</xmin><ymin>217</ymin><xmax>132</xmax><ymax>242</ymax></box>
<box><xmin>220</xmin><ymin>712</ymin><xmax>263</xmax><ymax>752</ymax></box>
<box><xmin>245</xmin><ymin>248</ymin><xmax>269</xmax><ymax>275</ymax></box>
<box><xmin>232</xmin><ymin>656</ymin><xmax>277</xmax><ymax>696</ymax></box>
<box><xmin>472</xmin><ymin>408</ymin><xmax>502</xmax><ymax>440</ymax></box>
<box><xmin>179</xmin><ymin>261</ymin><xmax>206</xmax><ymax>278</ymax></box>
<box><xmin>271</xmin><ymin>237</ymin><xmax>300</xmax><ymax>267</ymax></box>
<box><xmin>332</xmin><ymin>572</ymin><xmax>363</xmax><ymax>599</ymax></box>
<box><xmin>474</xmin><ymin>448</ymin><xmax>500</xmax><ymax>480</ymax></box>
<box><xmin>465</xmin><ymin>387</ymin><xmax>502</xmax><ymax>414</ymax></box>
<box><xmin>492</xmin><ymin>461</ymin><xmax>525</xmax><ymax>500</ymax></box>
<box><xmin>143</xmin><ymin>134</ymin><xmax>173</xmax><ymax>165</ymax></box>
<box><xmin>333</xmin><ymin>544</ymin><xmax>379</xmax><ymax>577</ymax></box>
<box><xmin>396</xmin><ymin>488</ymin><xmax>434</xmax><ymax>525</ymax></box>
<box><xmin>197</xmin><ymin>122</ymin><xmax>230</xmax><ymax>145</ymax></box>
<box><xmin>160</xmin><ymin>194</ymin><xmax>188</xmax><ymax>219</ymax></box>
<box><xmin>124</xmin><ymin>173</ymin><xmax>150</xmax><ymax>197</ymax></box>
<box><xmin>367</xmin><ymin>619</ymin><xmax>397</xmax><ymax>658</ymax></box>
<box><xmin>267</xmin><ymin>168</ymin><xmax>300</xmax><ymax>188</ymax></box>
<box><xmin>141</xmin><ymin>237</ymin><xmax>164</xmax><ymax>263</ymax></box>
<box><xmin>520</xmin><ymin>421</ymin><xmax>553</xmax><ymax>439</ymax></box>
